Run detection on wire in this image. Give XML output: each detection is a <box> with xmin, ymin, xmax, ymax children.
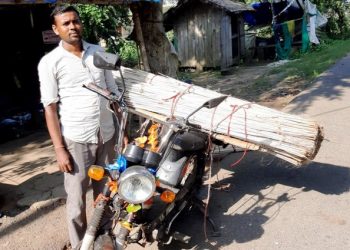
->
<box><xmin>273</xmin><ymin>0</ymin><xmax>296</xmax><ymax>19</ymax></box>
<box><xmin>203</xmin><ymin>133</ymin><xmax>215</xmax><ymax>245</ymax></box>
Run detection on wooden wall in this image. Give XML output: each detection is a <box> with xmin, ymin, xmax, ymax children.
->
<box><xmin>174</xmin><ymin>3</ymin><xmax>224</xmax><ymax>69</ymax></box>
<box><xmin>173</xmin><ymin>3</ymin><xmax>245</xmax><ymax>70</ymax></box>
<box><xmin>220</xmin><ymin>14</ymin><xmax>233</xmax><ymax>69</ymax></box>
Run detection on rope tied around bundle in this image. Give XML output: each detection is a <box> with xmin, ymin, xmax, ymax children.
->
<box><xmin>209</xmin><ymin>102</ymin><xmax>252</xmax><ymax>168</ymax></box>
<box><xmin>210</xmin><ymin>102</ymin><xmax>252</xmax><ymax>136</ymax></box>
<box><xmin>162</xmin><ymin>85</ymin><xmax>193</xmax><ymax>118</ymax></box>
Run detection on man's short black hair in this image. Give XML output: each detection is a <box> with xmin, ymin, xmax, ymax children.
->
<box><xmin>50</xmin><ymin>5</ymin><xmax>80</xmax><ymax>25</ymax></box>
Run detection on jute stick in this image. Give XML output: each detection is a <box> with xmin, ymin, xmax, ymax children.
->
<box><xmin>113</xmin><ymin>67</ymin><xmax>324</xmax><ymax>166</ymax></box>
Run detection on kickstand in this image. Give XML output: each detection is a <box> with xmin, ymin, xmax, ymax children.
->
<box><xmin>191</xmin><ymin>197</ymin><xmax>221</xmax><ymax>237</ymax></box>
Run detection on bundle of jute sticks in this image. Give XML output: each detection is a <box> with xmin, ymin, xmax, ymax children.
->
<box><xmin>113</xmin><ymin>67</ymin><xmax>323</xmax><ymax>166</ymax></box>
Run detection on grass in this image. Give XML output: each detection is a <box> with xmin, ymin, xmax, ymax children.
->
<box><xmin>176</xmin><ymin>39</ymin><xmax>350</xmax><ymax>104</ymax></box>
<box><xmin>267</xmin><ymin>39</ymin><xmax>350</xmax><ymax>82</ymax></box>
<box><xmin>243</xmin><ymin>38</ymin><xmax>350</xmax><ymax>102</ymax></box>
<box><xmin>181</xmin><ymin>39</ymin><xmax>350</xmax><ymax>86</ymax></box>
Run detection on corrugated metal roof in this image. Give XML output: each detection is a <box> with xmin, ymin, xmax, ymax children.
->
<box><xmin>163</xmin><ymin>0</ymin><xmax>252</xmax><ymax>31</ymax></box>
<box><xmin>205</xmin><ymin>0</ymin><xmax>253</xmax><ymax>13</ymax></box>
<box><xmin>169</xmin><ymin>0</ymin><xmax>252</xmax><ymax>14</ymax></box>
<box><xmin>0</xmin><ymin>0</ymin><xmax>128</xmax><ymax>5</ymax></box>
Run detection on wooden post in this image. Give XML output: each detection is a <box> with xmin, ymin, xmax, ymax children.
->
<box><xmin>131</xmin><ymin>5</ymin><xmax>151</xmax><ymax>72</ymax></box>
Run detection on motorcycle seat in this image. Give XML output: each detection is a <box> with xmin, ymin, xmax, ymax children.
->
<box><xmin>172</xmin><ymin>131</ymin><xmax>207</xmax><ymax>151</ymax></box>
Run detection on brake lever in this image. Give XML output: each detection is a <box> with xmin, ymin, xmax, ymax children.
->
<box><xmin>185</xmin><ymin>121</ymin><xmax>202</xmax><ymax>130</ymax></box>
<box><xmin>83</xmin><ymin>82</ymin><xmax>119</xmax><ymax>102</ymax></box>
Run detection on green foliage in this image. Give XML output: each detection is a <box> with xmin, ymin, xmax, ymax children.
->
<box><xmin>301</xmin><ymin>0</ymin><xmax>349</xmax><ymax>39</ymax></box>
<box><xmin>255</xmin><ymin>26</ymin><xmax>273</xmax><ymax>38</ymax></box>
<box><xmin>313</xmin><ymin>0</ymin><xmax>350</xmax><ymax>39</ymax></box>
<box><xmin>74</xmin><ymin>4</ymin><xmax>130</xmax><ymax>53</ymax></box>
<box><xmin>119</xmin><ymin>40</ymin><xmax>139</xmax><ymax>67</ymax></box>
<box><xmin>73</xmin><ymin>4</ymin><xmax>138</xmax><ymax>66</ymax></box>
<box><xmin>166</xmin><ymin>30</ymin><xmax>174</xmax><ymax>43</ymax></box>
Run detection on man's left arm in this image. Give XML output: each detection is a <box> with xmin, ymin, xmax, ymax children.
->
<box><xmin>104</xmin><ymin>69</ymin><xmax>128</xmax><ymax>146</ymax></box>
<box><xmin>104</xmin><ymin>69</ymin><xmax>119</xmax><ymax>95</ymax></box>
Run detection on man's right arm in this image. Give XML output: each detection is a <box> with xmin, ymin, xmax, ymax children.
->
<box><xmin>38</xmin><ymin>55</ymin><xmax>73</xmax><ymax>173</ymax></box>
<box><xmin>45</xmin><ymin>103</ymin><xmax>73</xmax><ymax>173</ymax></box>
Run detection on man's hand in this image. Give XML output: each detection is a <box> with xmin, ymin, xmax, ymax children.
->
<box><xmin>123</xmin><ymin>135</ymin><xmax>129</xmax><ymax>148</ymax></box>
<box><xmin>44</xmin><ymin>104</ymin><xmax>73</xmax><ymax>173</ymax></box>
<box><xmin>55</xmin><ymin>147</ymin><xmax>73</xmax><ymax>173</ymax></box>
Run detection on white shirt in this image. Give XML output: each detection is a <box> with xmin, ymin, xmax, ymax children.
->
<box><xmin>38</xmin><ymin>41</ymin><xmax>119</xmax><ymax>144</ymax></box>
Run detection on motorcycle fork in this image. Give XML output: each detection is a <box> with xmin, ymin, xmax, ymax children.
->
<box><xmin>114</xmin><ymin>212</ymin><xmax>134</xmax><ymax>249</ymax></box>
<box><xmin>115</xmin><ymin>109</ymin><xmax>128</xmax><ymax>155</ymax></box>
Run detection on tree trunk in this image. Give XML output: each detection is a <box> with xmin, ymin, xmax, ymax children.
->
<box><xmin>130</xmin><ymin>1</ymin><xmax>178</xmax><ymax>77</ymax></box>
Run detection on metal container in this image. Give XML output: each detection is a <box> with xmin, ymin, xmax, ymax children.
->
<box><xmin>141</xmin><ymin>150</ymin><xmax>162</xmax><ymax>167</ymax></box>
<box><xmin>123</xmin><ymin>144</ymin><xmax>144</xmax><ymax>164</ymax></box>
<box><xmin>157</xmin><ymin>124</ymin><xmax>176</xmax><ymax>154</ymax></box>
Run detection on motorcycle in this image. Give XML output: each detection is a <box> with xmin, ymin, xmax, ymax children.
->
<box><xmin>80</xmin><ymin>51</ymin><xmax>226</xmax><ymax>250</ymax></box>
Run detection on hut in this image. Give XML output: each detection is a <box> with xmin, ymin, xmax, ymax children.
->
<box><xmin>164</xmin><ymin>0</ymin><xmax>252</xmax><ymax>71</ymax></box>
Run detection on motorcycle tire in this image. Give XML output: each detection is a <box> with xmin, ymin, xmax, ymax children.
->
<box><xmin>93</xmin><ymin>233</ymin><xmax>115</xmax><ymax>250</ymax></box>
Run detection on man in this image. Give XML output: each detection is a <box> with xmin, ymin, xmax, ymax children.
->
<box><xmin>38</xmin><ymin>6</ymin><xmax>119</xmax><ymax>249</ymax></box>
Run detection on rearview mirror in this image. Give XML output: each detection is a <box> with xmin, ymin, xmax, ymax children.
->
<box><xmin>93</xmin><ymin>51</ymin><xmax>121</xmax><ymax>70</ymax></box>
<box><xmin>202</xmin><ymin>95</ymin><xmax>228</xmax><ymax>109</ymax></box>
<box><xmin>185</xmin><ymin>95</ymin><xmax>227</xmax><ymax>126</ymax></box>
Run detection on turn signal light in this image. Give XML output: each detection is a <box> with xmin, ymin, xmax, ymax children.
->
<box><xmin>126</xmin><ymin>204</ymin><xmax>142</xmax><ymax>213</ymax></box>
<box><xmin>88</xmin><ymin>165</ymin><xmax>105</xmax><ymax>181</ymax></box>
<box><xmin>108</xmin><ymin>181</ymin><xmax>118</xmax><ymax>194</ymax></box>
<box><xmin>160</xmin><ymin>190</ymin><xmax>176</xmax><ymax>203</ymax></box>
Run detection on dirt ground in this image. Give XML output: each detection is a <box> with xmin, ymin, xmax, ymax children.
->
<box><xmin>189</xmin><ymin>60</ymin><xmax>306</xmax><ymax>110</ymax></box>
<box><xmin>0</xmin><ymin>60</ymin><xmax>306</xmax><ymax>213</ymax></box>
<box><xmin>0</xmin><ymin>61</ymin><xmax>308</xmax><ymax>249</ymax></box>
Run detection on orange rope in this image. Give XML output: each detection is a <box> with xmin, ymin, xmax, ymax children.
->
<box><xmin>202</xmin><ymin>103</ymin><xmax>251</xmax><ymax>244</ymax></box>
<box><xmin>229</xmin><ymin>104</ymin><xmax>250</xmax><ymax>168</ymax></box>
<box><xmin>210</xmin><ymin>103</ymin><xmax>252</xmax><ymax>168</ymax></box>
<box><xmin>162</xmin><ymin>85</ymin><xmax>193</xmax><ymax>118</ymax></box>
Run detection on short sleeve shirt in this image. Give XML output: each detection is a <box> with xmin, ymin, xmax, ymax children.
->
<box><xmin>38</xmin><ymin>41</ymin><xmax>119</xmax><ymax>144</ymax></box>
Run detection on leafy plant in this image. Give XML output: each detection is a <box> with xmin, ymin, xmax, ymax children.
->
<box><xmin>119</xmin><ymin>40</ymin><xmax>139</xmax><ymax>67</ymax></box>
<box><xmin>302</xmin><ymin>0</ymin><xmax>349</xmax><ymax>39</ymax></box>
<box><xmin>74</xmin><ymin>4</ymin><xmax>130</xmax><ymax>53</ymax></box>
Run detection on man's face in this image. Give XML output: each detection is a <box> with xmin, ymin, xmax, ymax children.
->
<box><xmin>52</xmin><ymin>11</ymin><xmax>83</xmax><ymax>45</ymax></box>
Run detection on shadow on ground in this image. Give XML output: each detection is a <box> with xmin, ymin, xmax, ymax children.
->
<box><xmin>0</xmin><ymin>130</ymin><xmax>65</xmax><ymax>217</ymax></box>
<box><xmin>160</xmin><ymin>151</ymin><xmax>350</xmax><ymax>249</ymax></box>
<box><xmin>287</xmin><ymin>61</ymin><xmax>350</xmax><ymax>114</ymax></box>
<box><xmin>0</xmin><ymin>171</ymin><xmax>64</xmax><ymax>216</ymax></box>
<box><xmin>0</xmin><ymin>195</ymin><xmax>65</xmax><ymax>241</ymax></box>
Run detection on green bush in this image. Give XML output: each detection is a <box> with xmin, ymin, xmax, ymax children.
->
<box><xmin>119</xmin><ymin>40</ymin><xmax>139</xmax><ymax>67</ymax></box>
<box><xmin>313</xmin><ymin>0</ymin><xmax>350</xmax><ymax>39</ymax></box>
<box><xmin>74</xmin><ymin>4</ymin><xmax>130</xmax><ymax>53</ymax></box>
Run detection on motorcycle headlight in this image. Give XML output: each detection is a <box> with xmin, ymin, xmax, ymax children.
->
<box><xmin>118</xmin><ymin>165</ymin><xmax>155</xmax><ymax>204</ymax></box>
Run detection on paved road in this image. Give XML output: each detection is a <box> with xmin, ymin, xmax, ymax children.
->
<box><xmin>148</xmin><ymin>55</ymin><xmax>350</xmax><ymax>250</ymax></box>
<box><xmin>1</xmin><ymin>54</ymin><xmax>350</xmax><ymax>250</ymax></box>
<box><xmin>167</xmin><ymin>54</ymin><xmax>350</xmax><ymax>250</ymax></box>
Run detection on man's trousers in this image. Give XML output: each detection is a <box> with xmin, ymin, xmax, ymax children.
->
<box><xmin>63</xmin><ymin>134</ymin><xmax>116</xmax><ymax>249</ymax></box>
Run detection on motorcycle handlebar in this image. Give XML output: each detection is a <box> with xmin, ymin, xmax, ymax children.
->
<box><xmin>82</xmin><ymin>83</ymin><xmax>206</xmax><ymax>137</ymax></box>
<box><xmin>83</xmin><ymin>82</ymin><xmax>119</xmax><ymax>102</ymax></box>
